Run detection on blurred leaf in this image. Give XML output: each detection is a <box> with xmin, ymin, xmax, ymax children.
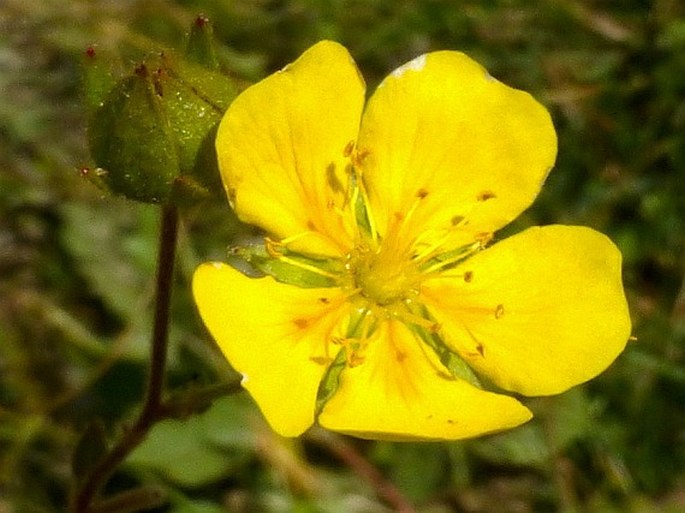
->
<box><xmin>470</xmin><ymin>422</ymin><xmax>550</xmax><ymax>469</ymax></box>
<box><xmin>127</xmin><ymin>394</ymin><xmax>256</xmax><ymax>487</ymax></box>
<box><xmin>169</xmin><ymin>498</ymin><xmax>225</xmax><ymax>513</ymax></box>
<box><xmin>60</xmin><ymin>200</ymin><xmax>157</xmax><ymax>359</ymax></box>
<box><xmin>386</xmin><ymin>443</ymin><xmax>448</xmax><ymax>502</ymax></box>
<box><xmin>541</xmin><ymin>388</ymin><xmax>602</xmax><ymax>453</ymax></box>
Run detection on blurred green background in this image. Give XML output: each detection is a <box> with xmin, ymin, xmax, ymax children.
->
<box><xmin>1</xmin><ymin>0</ymin><xmax>684</xmax><ymax>512</ymax></box>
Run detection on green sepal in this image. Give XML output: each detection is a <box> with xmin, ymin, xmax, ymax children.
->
<box><xmin>71</xmin><ymin>419</ymin><xmax>108</xmax><ymax>484</ymax></box>
<box><xmin>228</xmin><ymin>241</ymin><xmax>344</xmax><ymax>288</ymax></box>
<box><xmin>407</xmin><ymin>303</ymin><xmax>482</xmax><ymax>388</ymax></box>
<box><xmin>157</xmin><ymin>54</ymin><xmax>237</xmax><ymax>202</ymax></box>
<box><xmin>81</xmin><ymin>46</ymin><xmax>121</xmax><ymax>116</ymax></box>
<box><xmin>185</xmin><ymin>15</ymin><xmax>219</xmax><ymax>70</ymax></box>
<box><xmin>315</xmin><ymin>346</ymin><xmax>346</xmax><ymax>415</ymax></box>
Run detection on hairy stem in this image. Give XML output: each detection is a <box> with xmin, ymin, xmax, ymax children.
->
<box><xmin>71</xmin><ymin>204</ymin><xmax>179</xmax><ymax>513</ymax></box>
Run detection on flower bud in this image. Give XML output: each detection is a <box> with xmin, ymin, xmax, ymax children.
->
<box><xmin>84</xmin><ymin>19</ymin><xmax>238</xmax><ymax>204</ymax></box>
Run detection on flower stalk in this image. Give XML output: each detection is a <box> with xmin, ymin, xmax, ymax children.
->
<box><xmin>71</xmin><ymin>204</ymin><xmax>178</xmax><ymax>513</ymax></box>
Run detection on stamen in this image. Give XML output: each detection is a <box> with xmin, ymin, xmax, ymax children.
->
<box><xmin>264</xmin><ymin>237</ymin><xmax>339</xmax><ymax>279</ymax></box>
<box><xmin>293</xmin><ymin>318</ymin><xmax>309</xmax><ymax>329</ymax></box>
<box><xmin>325</xmin><ymin>162</ymin><xmax>344</xmax><ymax>194</ymax></box>
<box><xmin>388</xmin><ymin>303</ymin><xmax>440</xmax><ymax>332</ymax></box>
<box><xmin>475</xmin><ymin>231</ymin><xmax>494</xmax><ymax>246</ymax></box>
<box><xmin>343</xmin><ymin>140</ymin><xmax>355</xmax><ymax>158</ymax></box>
<box><xmin>333</xmin><ymin>307</ymin><xmax>375</xmax><ymax>368</ymax></box>
<box><xmin>462</xmin><ymin>324</ymin><xmax>486</xmax><ymax>359</ymax></box>
<box><xmin>411</xmin><ymin>228</ymin><xmax>457</xmax><ymax>263</ymax></box>
<box><xmin>451</xmin><ymin>215</ymin><xmax>466</xmax><ymax>227</ymax></box>
<box><xmin>412</xmin><ymin>329</ymin><xmax>460</xmax><ymax>379</ymax></box>
<box><xmin>476</xmin><ymin>190</ymin><xmax>497</xmax><ymax>202</ymax></box>
<box><xmin>386</xmin><ymin>187</ymin><xmax>431</xmax><ymax>245</ymax></box>
<box><xmin>418</xmin><ymin>240</ymin><xmax>482</xmax><ymax>276</ymax></box>
<box><xmin>352</xmin><ymin>166</ymin><xmax>379</xmax><ymax>244</ymax></box>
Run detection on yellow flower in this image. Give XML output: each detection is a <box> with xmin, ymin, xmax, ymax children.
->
<box><xmin>193</xmin><ymin>41</ymin><xmax>631</xmax><ymax>440</ymax></box>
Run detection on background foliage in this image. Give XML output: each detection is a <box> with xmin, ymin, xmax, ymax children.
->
<box><xmin>1</xmin><ymin>0</ymin><xmax>684</xmax><ymax>512</ymax></box>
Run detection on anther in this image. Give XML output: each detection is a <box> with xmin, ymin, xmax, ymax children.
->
<box><xmin>348</xmin><ymin>355</ymin><xmax>365</xmax><ymax>367</ymax></box>
<box><xmin>451</xmin><ymin>215</ymin><xmax>465</xmax><ymax>226</ymax></box>
<box><xmin>343</xmin><ymin>140</ymin><xmax>355</xmax><ymax>157</ymax></box>
<box><xmin>495</xmin><ymin>304</ymin><xmax>505</xmax><ymax>319</ymax></box>
<box><xmin>354</xmin><ymin>148</ymin><xmax>370</xmax><ymax>165</ymax></box>
<box><xmin>294</xmin><ymin>318</ymin><xmax>309</xmax><ymax>329</ymax></box>
<box><xmin>475</xmin><ymin>232</ymin><xmax>493</xmax><ymax>245</ymax></box>
<box><xmin>416</xmin><ymin>188</ymin><xmax>429</xmax><ymax>199</ymax></box>
<box><xmin>463</xmin><ymin>271</ymin><xmax>473</xmax><ymax>283</ymax></box>
<box><xmin>477</xmin><ymin>190</ymin><xmax>497</xmax><ymax>202</ymax></box>
<box><xmin>326</xmin><ymin>162</ymin><xmax>344</xmax><ymax>193</ymax></box>
<box><xmin>264</xmin><ymin>237</ymin><xmax>283</xmax><ymax>257</ymax></box>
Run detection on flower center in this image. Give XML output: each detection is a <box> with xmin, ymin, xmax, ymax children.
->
<box><xmin>350</xmin><ymin>242</ymin><xmax>420</xmax><ymax>307</ymax></box>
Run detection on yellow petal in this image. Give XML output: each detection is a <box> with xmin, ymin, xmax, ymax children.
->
<box><xmin>421</xmin><ymin>225</ymin><xmax>631</xmax><ymax>396</ymax></box>
<box><xmin>215</xmin><ymin>41</ymin><xmax>365</xmax><ymax>256</ymax></box>
<box><xmin>318</xmin><ymin>319</ymin><xmax>532</xmax><ymax>440</ymax></box>
<box><xmin>193</xmin><ymin>262</ymin><xmax>348</xmax><ymax>436</ymax></box>
<box><xmin>357</xmin><ymin>51</ymin><xmax>556</xmax><ymax>246</ymax></box>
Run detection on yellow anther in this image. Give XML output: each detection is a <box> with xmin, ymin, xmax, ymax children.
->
<box><xmin>264</xmin><ymin>237</ymin><xmax>284</xmax><ymax>257</ymax></box>
<box><xmin>476</xmin><ymin>190</ymin><xmax>497</xmax><ymax>202</ymax></box>
<box><xmin>343</xmin><ymin>140</ymin><xmax>355</xmax><ymax>157</ymax></box>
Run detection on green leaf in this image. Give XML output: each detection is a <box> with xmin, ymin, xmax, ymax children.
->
<box><xmin>373</xmin><ymin>442</ymin><xmax>450</xmax><ymax>502</ymax></box>
<box><xmin>470</xmin><ymin>422</ymin><xmax>550</xmax><ymax>469</ymax></box>
<box><xmin>539</xmin><ymin>388</ymin><xmax>603</xmax><ymax>453</ymax></box>
<box><xmin>127</xmin><ymin>395</ymin><xmax>256</xmax><ymax>487</ymax></box>
<box><xmin>60</xmin><ymin>200</ymin><xmax>158</xmax><ymax>360</ymax></box>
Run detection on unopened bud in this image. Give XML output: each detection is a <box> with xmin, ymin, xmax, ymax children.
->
<box><xmin>84</xmin><ymin>18</ymin><xmax>238</xmax><ymax>204</ymax></box>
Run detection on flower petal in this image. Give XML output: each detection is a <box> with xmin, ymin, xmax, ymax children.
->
<box><xmin>318</xmin><ymin>319</ymin><xmax>531</xmax><ymax>440</ymax></box>
<box><xmin>357</xmin><ymin>51</ymin><xmax>556</xmax><ymax>246</ymax></box>
<box><xmin>422</xmin><ymin>225</ymin><xmax>631</xmax><ymax>396</ymax></box>
<box><xmin>193</xmin><ymin>262</ymin><xmax>348</xmax><ymax>436</ymax></box>
<box><xmin>216</xmin><ymin>41</ymin><xmax>365</xmax><ymax>256</ymax></box>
